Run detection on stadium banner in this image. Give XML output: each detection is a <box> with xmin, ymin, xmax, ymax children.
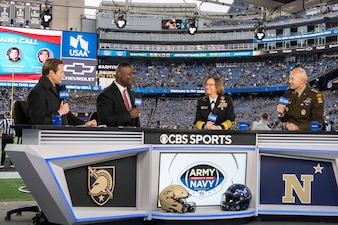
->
<box><xmin>0</xmin><ymin>1</ymin><xmax>11</xmax><ymax>24</ymax></box>
<box><xmin>0</xmin><ymin>26</ymin><xmax>61</xmax><ymax>82</ymax></box>
<box><xmin>260</xmin><ymin>154</ymin><xmax>338</xmax><ymax>206</ymax></box>
<box><xmin>61</xmin><ymin>31</ymin><xmax>97</xmax><ymax>59</ymax></box>
<box><xmin>133</xmin><ymin>85</ymin><xmax>288</xmax><ymax>94</ymax></box>
<box><xmin>99</xmin><ymin>49</ymin><xmax>127</xmax><ymax>57</ymax></box>
<box><xmin>61</xmin><ymin>31</ymin><xmax>98</xmax><ymax>86</ymax></box>
<box><xmin>97</xmin><ymin>64</ymin><xmax>117</xmax><ymax>78</ymax></box>
<box><xmin>0</xmin><ymin>81</ymin><xmax>101</xmax><ymax>91</ymax></box>
<box><xmin>99</xmin><ymin>50</ymin><xmax>262</xmax><ymax>58</ymax></box>
<box><xmin>254</xmin><ymin>28</ymin><xmax>338</xmax><ymax>43</ymax></box>
<box><xmin>62</xmin><ymin>58</ymin><xmax>97</xmax><ymax>86</ymax></box>
<box><xmin>14</xmin><ymin>1</ymin><xmax>25</xmax><ymax>26</ymax></box>
<box><xmin>29</xmin><ymin>3</ymin><xmax>41</xmax><ymax>27</ymax></box>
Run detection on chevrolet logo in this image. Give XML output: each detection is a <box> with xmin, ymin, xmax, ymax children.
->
<box><xmin>64</xmin><ymin>62</ymin><xmax>95</xmax><ymax>75</ymax></box>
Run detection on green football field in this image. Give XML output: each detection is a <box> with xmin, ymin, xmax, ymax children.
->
<box><xmin>0</xmin><ymin>178</ymin><xmax>35</xmax><ymax>201</ymax></box>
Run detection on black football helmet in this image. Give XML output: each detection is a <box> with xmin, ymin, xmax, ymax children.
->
<box><xmin>220</xmin><ymin>184</ymin><xmax>252</xmax><ymax>211</ymax></box>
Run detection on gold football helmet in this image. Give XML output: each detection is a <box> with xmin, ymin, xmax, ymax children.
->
<box><xmin>159</xmin><ymin>185</ymin><xmax>195</xmax><ymax>213</ymax></box>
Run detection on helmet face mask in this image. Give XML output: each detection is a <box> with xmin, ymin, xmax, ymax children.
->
<box><xmin>159</xmin><ymin>185</ymin><xmax>196</xmax><ymax>213</ymax></box>
<box><xmin>220</xmin><ymin>184</ymin><xmax>252</xmax><ymax>211</ymax></box>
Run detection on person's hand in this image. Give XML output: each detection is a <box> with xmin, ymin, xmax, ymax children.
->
<box><xmin>277</xmin><ymin>104</ymin><xmax>286</xmax><ymax>117</ymax></box>
<box><xmin>85</xmin><ymin>119</ymin><xmax>97</xmax><ymax>127</ymax></box>
<box><xmin>205</xmin><ymin>121</ymin><xmax>221</xmax><ymax>130</ymax></box>
<box><xmin>285</xmin><ymin>122</ymin><xmax>299</xmax><ymax>131</ymax></box>
<box><xmin>129</xmin><ymin>107</ymin><xmax>141</xmax><ymax>119</ymax></box>
<box><xmin>58</xmin><ymin>100</ymin><xmax>69</xmax><ymax>116</ymax></box>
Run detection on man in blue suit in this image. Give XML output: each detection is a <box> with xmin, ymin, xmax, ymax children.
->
<box><xmin>96</xmin><ymin>62</ymin><xmax>141</xmax><ymax>127</ymax></box>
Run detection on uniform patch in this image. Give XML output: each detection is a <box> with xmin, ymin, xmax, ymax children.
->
<box><xmin>303</xmin><ymin>98</ymin><xmax>311</xmax><ymax>106</ymax></box>
<box><xmin>301</xmin><ymin>109</ymin><xmax>306</xmax><ymax>115</ymax></box>
<box><xmin>217</xmin><ymin>96</ymin><xmax>227</xmax><ymax>109</ymax></box>
<box><xmin>316</xmin><ymin>93</ymin><xmax>323</xmax><ymax>104</ymax></box>
<box><xmin>201</xmin><ymin>106</ymin><xmax>208</xmax><ymax>110</ymax></box>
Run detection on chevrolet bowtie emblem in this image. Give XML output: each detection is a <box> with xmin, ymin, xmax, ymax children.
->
<box><xmin>64</xmin><ymin>62</ymin><xmax>95</xmax><ymax>75</ymax></box>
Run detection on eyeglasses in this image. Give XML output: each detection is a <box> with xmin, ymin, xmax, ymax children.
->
<box><xmin>204</xmin><ymin>83</ymin><xmax>216</xmax><ymax>87</ymax></box>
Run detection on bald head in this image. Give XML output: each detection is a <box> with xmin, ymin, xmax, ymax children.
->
<box><xmin>289</xmin><ymin>67</ymin><xmax>308</xmax><ymax>92</ymax></box>
<box><xmin>291</xmin><ymin>68</ymin><xmax>307</xmax><ymax>82</ymax></box>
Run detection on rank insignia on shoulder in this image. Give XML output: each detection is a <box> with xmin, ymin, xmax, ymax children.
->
<box><xmin>311</xmin><ymin>88</ymin><xmax>319</xmax><ymax>94</ymax></box>
<box><xmin>316</xmin><ymin>93</ymin><xmax>323</xmax><ymax>104</ymax></box>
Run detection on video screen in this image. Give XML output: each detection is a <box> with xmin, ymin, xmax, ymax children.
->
<box><xmin>161</xmin><ymin>19</ymin><xmax>189</xmax><ymax>30</ymax></box>
<box><xmin>0</xmin><ymin>27</ymin><xmax>61</xmax><ymax>82</ymax></box>
<box><xmin>158</xmin><ymin>152</ymin><xmax>247</xmax><ymax>207</ymax></box>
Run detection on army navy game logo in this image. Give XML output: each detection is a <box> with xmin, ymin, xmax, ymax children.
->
<box><xmin>179</xmin><ymin>163</ymin><xmax>226</xmax><ymax>199</ymax></box>
<box><xmin>88</xmin><ymin>166</ymin><xmax>115</xmax><ymax>206</ymax></box>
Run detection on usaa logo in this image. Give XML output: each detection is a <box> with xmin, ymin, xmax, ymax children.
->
<box><xmin>69</xmin><ymin>35</ymin><xmax>90</xmax><ymax>57</ymax></box>
<box><xmin>180</xmin><ymin>164</ymin><xmax>225</xmax><ymax>199</ymax></box>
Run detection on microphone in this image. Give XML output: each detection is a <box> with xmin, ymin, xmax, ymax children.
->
<box><xmin>278</xmin><ymin>96</ymin><xmax>289</xmax><ymax>117</ymax></box>
<box><xmin>208</xmin><ymin>113</ymin><xmax>217</xmax><ymax>123</ymax></box>
<box><xmin>134</xmin><ymin>98</ymin><xmax>142</xmax><ymax>107</ymax></box>
<box><xmin>279</xmin><ymin>96</ymin><xmax>289</xmax><ymax>105</ymax></box>
<box><xmin>134</xmin><ymin>92</ymin><xmax>142</xmax><ymax>107</ymax></box>
<box><xmin>56</xmin><ymin>84</ymin><xmax>69</xmax><ymax>100</ymax></box>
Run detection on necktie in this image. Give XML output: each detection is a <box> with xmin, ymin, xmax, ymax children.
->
<box><xmin>123</xmin><ymin>89</ymin><xmax>130</xmax><ymax>111</ymax></box>
<box><xmin>211</xmin><ymin>101</ymin><xmax>215</xmax><ymax>110</ymax></box>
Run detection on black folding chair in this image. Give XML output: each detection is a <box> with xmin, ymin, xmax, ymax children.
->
<box><xmin>5</xmin><ymin>100</ymin><xmax>40</xmax><ymax>221</ymax></box>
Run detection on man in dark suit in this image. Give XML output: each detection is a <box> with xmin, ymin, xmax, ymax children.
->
<box><xmin>27</xmin><ymin>58</ymin><xmax>97</xmax><ymax>126</ymax></box>
<box><xmin>97</xmin><ymin>62</ymin><xmax>141</xmax><ymax>127</ymax></box>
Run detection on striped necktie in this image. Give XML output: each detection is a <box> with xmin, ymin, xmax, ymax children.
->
<box><xmin>123</xmin><ymin>89</ymin><xmax>130</xmax><ymax>111</ymax></box>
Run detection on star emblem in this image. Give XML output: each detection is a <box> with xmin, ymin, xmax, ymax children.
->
<box><xmin>98</xmin><ymin>194</ymin><xmax>105</xmax><ymax>202</ymax></box>
<box><xmin>313</xmin><ymin>163</ymin><xmax>324</xmax><ymax>174</ymax></box>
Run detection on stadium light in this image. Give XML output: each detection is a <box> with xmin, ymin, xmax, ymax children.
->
<box><xmin>254</xmin><ymin>21</ymin><xmax>265</xmax><ymax>40</ymax></box>
<box><xmin>40</xmin><ymin>6</ymin><xmax>52</xmax><ymax>29</ymax></box>
<box><xmin>114</xmin><ymin>10</ymin><xmax>126</xmax><ymax>29</ymax></box>
<box><xmin>187</xmin><ymin>19</ymin><xmax>197</xmax><ymax>35</ymax></box>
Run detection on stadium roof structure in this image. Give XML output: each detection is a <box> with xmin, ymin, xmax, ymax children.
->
<box><xmin>97</xmin><ymin>0</ymin><xmax>338</xmax><ymax>22</ymax></box>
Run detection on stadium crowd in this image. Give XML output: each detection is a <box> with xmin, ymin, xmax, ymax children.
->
<box><xmin>132</xmin><ymin>57</ymin><xmax>337</xmax><ymax>89</ymax></box>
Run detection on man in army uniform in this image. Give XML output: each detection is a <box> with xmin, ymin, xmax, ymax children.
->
<box><xmin>277</xmin><ymin>67</ymin><xmax>324</xmax><ymax>130</ymax></box>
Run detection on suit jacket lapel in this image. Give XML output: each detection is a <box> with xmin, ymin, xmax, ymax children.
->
<box><xmin>112</xmin><ymin>82</ymin><xmax>126</xmax><ymax>110</ymax></box>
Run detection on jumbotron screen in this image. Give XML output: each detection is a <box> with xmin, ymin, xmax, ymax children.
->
<box><xmin>0</xmin><ymin>26</ymin><xmax>61</xmax><ymax>82</ymax></box>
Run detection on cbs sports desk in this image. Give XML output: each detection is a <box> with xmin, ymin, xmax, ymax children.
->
<box><xmin>6</xmin><ymin>126</ymin><xmax>338</xmax><ymax>225</ymax></box>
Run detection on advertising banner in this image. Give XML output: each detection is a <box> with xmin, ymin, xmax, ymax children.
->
<box><xmin>61</xmin><ymin>31</ymin><xmax>98</xmax><ymax>86</ymax></box>
<box><xmin>0</xmin><ymin>27</ymin><xmax>61</xmax><ymax>82</ymax></box>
